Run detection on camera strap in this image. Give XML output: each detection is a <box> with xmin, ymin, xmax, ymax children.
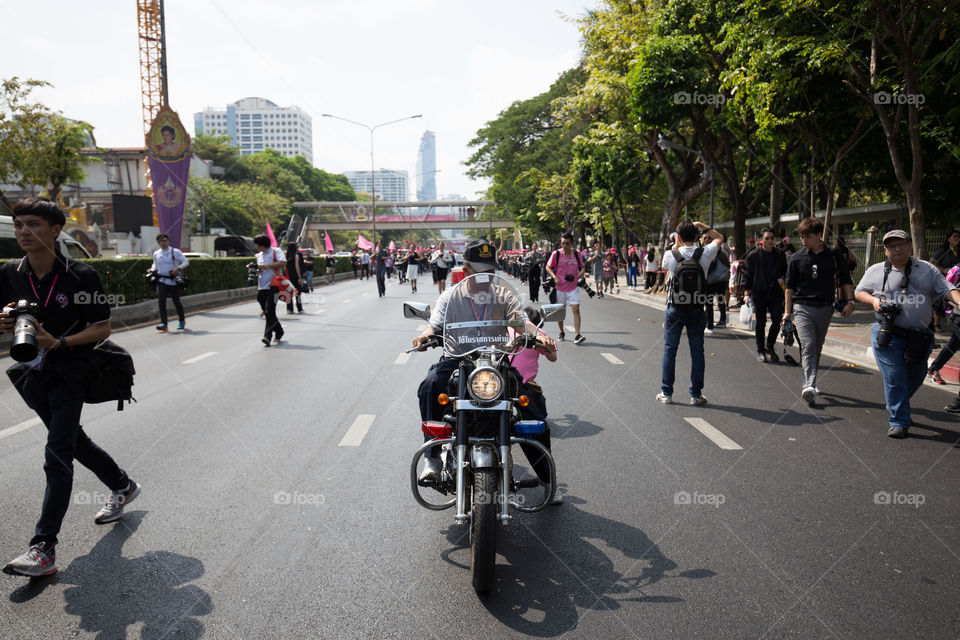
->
<box><xmin>880</xmin><ymin>259</ymin><xmax>911</xmax><ymax>302</ymax></box>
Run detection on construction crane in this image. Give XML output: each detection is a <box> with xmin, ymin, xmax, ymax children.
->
<box><xmin>136</xmin><ymin>0</ymin><xmax>168</xmax><ymax>220</ymax></box>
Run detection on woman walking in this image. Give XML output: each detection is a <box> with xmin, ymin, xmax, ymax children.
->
<box><xmin>406</xmin><ymin>250</ymin><xmax>424</xmax><ymax>293</ymax></box>
<box><xmin>285</xmin><ymin>242</ymin><xmax>304</xmax><ymax>313</ymax></box>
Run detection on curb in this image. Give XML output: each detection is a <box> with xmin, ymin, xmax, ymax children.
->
<box><xmin>605</xmin><ymin>287</ymin><xmax>960</xmax><ymax>394</ymax></box>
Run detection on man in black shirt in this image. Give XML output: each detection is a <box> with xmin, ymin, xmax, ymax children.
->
<box><xmin>741</xmin><ymin>228</ymin><xmax>788</xmax><ymax>362</ymax></box>
<box><xmin>0</xmin><ymin>199</ymin><xmax>139</xmax><ymax>578</ymax></box>
<box><xmin>784</xmin><ymin>217</ymin><xmax>855</xmax><ymax>404</ymax></box>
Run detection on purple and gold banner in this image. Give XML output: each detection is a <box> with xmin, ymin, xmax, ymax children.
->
<box><xmin>146</xmin><ymin>107</ymin><xmax>192</xmax><ymax>249</ymax></box>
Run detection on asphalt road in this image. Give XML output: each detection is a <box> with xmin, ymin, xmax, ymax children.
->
<box><xmin>0</xmin><ymin>274</ymin><xmax>957</xmax><ymax>639</ymax></box>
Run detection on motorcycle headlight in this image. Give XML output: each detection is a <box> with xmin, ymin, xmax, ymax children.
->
<box><xmin>469</xmin><ymin>368</ymin><xmax>503</xmax><ymax>401</ymax></box>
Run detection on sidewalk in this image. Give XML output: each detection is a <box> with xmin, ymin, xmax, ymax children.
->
<box><xmin>606</xmin><ymin>286</ymin><xmax>960</xmax><ymax>391</ymax></box>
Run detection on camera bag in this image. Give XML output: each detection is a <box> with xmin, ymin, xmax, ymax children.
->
<box><xmin>84</xmin><ymin>339</ymin><xmax>136</xmax><ymax>410</ymax></box>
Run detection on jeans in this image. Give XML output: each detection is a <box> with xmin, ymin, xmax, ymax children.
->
<box><xmin>627</xmin><ymin>266</ymin><xmax>638</xmax><ymax>288</ymax></box>
<box><xmin>661</xmin><ymin>305</ymin><xmax>706</xmax><ymax>398</ymax></box>
<box><xmin>157</xmin><ymin>283</ymin><xmax>184</xmax><ymax>325</ymax></box>
<box><xmin>793</xmin><ymin>303</ymin><xmax>833</xmax><ymax>390</ymax></box>
<box><xmin>20</xmin><ymin>376</ymin><xmax>128</xmax><ymax>547</ymax></box>
<box><xmin>871</xmin><ymin>324</ymin><xmax>931</xmax><ymax>427</ymax></box>
<box><xmin>257</xmin><ymin>288</ymin><xmax>283</xmax><ymax>340</ymax></box>
<box><xmin>754</xmin><ymin>296</ymin><xmax>784</xmax><ymax>353</ymax></box>
<box><xmin>302</xmin><ymin>270</ymin><xmax>313</xmax><ymax>291</ymax></box>
<box><xmin>376</xmin><ymin>269</ymin><xmax>386</xmax><ymax>296</ymax></box>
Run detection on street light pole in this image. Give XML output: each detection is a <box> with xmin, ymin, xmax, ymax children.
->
<box><xmin>322</xmin><ymin>113</ymin><xmax>422</xmax><ymax>249</ymax></box>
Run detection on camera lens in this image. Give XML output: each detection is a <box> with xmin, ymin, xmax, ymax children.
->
<box><xmin>10</xmin><ymin>315</ymin><xmax>39</xmax><ymax>363</ymax></box>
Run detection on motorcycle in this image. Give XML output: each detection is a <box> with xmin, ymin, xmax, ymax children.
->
<box><xmin>404</xmin><ymin>272</ymin><xmax>565</xmax><ymax>593</ymax></box>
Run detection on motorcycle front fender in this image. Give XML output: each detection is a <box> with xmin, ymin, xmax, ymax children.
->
<box><xmin>470</xmin><ymin>443</ymin><xmax>499</xmax><ymax>469</ymax></box>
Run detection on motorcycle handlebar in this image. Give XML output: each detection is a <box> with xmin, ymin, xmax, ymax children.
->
<box><xmin>407</xmin><ymin>334</ymin><xmax>441</xmax><ymax>353</ymax></box>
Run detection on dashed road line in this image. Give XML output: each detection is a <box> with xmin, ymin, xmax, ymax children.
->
<box><xmin>343</xmin><ymin>299</ymin><xmax>352</xmax><ymax>304</ymax></box>
<box><xmin>394</xmin><ymin>352</ymin><xmax>411</xmax><ymax>365</ymax></box>
<box><xmin>0</xmin><ymin>417</ymin><xmax>42</xmax><ymax>441</ymax></box>
<box><xmin>683</xmin><ymin>417</ymin><xmax>743</xmax><ymax>450</ymax></box>
<box><xmin>182</xmin><ymin>351</ymin><xmax>217</xmax><ymax>365</ymax></box>
<box><xmin>313</xmin><ymin>308</ymin><xmax>327</xmax><ymax>315</ymax></box>
<box><xmin>339</xmin><ymin>414</ymin><xmax>376</xmax><ymax>447</ymax></box>
<box><xmin>601</xmin><ymin>353</ymin><xmax>624</xmax><ymax>365</ymax></box>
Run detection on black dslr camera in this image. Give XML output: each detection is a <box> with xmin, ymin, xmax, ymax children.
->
<box><xmin>577</xmin><ymin>276</ymin><xmax>596</xmax><ymax>298</ymax></box>
<box><xmin>875</xmin><ymin>298</ymin><xmax>902</xmax><ymax>347</ymax></box>
<box><xmin>5</xmin><ymin>300</ymin><xmax>41</xmax><ymax>363</ymax></box>
<box><xmin>246</xmin><ymin>262</ymin><xmax>260</xmax><ymax>287</ymax></box>
<box><xmin>542</xmin><ymin>275</ymin><xmax>556</xmax><ymax>295</ymax></box>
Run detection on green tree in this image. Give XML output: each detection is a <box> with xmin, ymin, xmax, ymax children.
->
<box><xmin>186</xmin><ymin>177</ymin><xmax>289</xmax><ymax>237</ymax></box>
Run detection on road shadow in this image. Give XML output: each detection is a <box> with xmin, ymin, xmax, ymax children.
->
<box><xmin>549</xmin><ymin>414</ymin><xmax>604</xmax><ymax>439</ymax></box>
<box><xmin>9</xmin><ymin>511</ymin><xmax>213</xmax><ymax>638</ymax></box>
<box><xmin>579</xmin><ymin>342</ymin><xmax>639</xmax><ymax>351</ymax></box>
<box><xmin>440</xmin><ymin>497</ymin><xmax>715</xmax><ymax>637</ymax></box>
<box><xmin>270</xmin><ymin>343</ymin><xmax>324</xmax><ymax>351</ymax></box>
<box><xmin>706</xmin><ymin>404</ymin><xmax>843</xmax><ymax>426</ymax></box>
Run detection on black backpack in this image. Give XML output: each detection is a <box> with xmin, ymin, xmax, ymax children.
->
<box><xmin>84</xmin><ymin>340</ymin><xmax>136</xmax><ymax>411</ymax></box>
<box><xmin>670</xmin><ymin>247</ymin><xmax>707</xmax><ymax>310</ymax></box>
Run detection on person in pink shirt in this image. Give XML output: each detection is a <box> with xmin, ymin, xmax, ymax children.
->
<box><xmin>511</xmin><ymin>306</ymin><xmax>560</xmax><ymax>502</ymax></box>
<box><xmin>545</xmin><ymin>232</ymin><xmax>587</xmax><ymax>344</ymax></box>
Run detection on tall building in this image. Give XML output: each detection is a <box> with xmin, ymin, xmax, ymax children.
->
<box><xmin>194</xmin><ymin>97</ymin><xmax>313</xmax><ymax>164</ymax></box>
<box><xmin>343</xmin><ymin>170</ymin><xmax>409</xmax><ymax>202</ymax></box>
<box><xmin>416</xmin><ymin>130</ymin><xmax>437</xmax><ymax>201</ymax></box>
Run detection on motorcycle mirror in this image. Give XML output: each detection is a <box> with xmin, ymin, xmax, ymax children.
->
<box><xmin>539</xmin><ymin>303</ymin><xmax>566</xmax><ymax>324</ymax></box>
<box><xmin>403</xmin><ymin>302</ymin><xmax>431</xmax><ymax>320</ymax></box>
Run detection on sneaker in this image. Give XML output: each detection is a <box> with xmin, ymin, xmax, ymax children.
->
<box><xmin>261</xmin><ymin>337</ymin><xmax>271</xmax><ymax>347</ymax></box>
<box><xmin>156</xmin><ymin>324</ymin><xmax>168</xmax><ymax>331</ymax></box>
<box><xmin>2</xmin><ymin>543</ymin><xmax>56</xmax><ymax>577</ymax></box>
<box><xmin>558</xmin><ymin>332</ymin><xmax>565</xmax><ymax>342</ymax></box>
<box><xmin>656</xmin><ymin>392</ymin><xmax>672</xmax><ymax>404</ymax></box>
<box><xmin>94</xmin><ymin>480</ymin><xmax>141</xmax><ymax>524</ymax></box>
<box><xmin>930</xmin><ymin>369</ymin><xmax>946</xmax><ymax>385</ymax></box>
<box><xmin>715</xmin><ymin>321</ymin><xmax>726</xmax><ymax>329</ymax></box>
<box><xmin>945</xmin><ymin>397</ymin><xmax>960</xmax><ymax>413</ymax></box>
<box><xmin>887</xmin><ymin>425</ymin><xmax>908</xmax><ymax>439</ymax></box>
<box><xmin>574</xmin><ymin>334</ymin><xmax>586</xmax><ymax>345</ymax></box>
<box><xmin>417</xmin><ymin>457</ymin><xmax>442</xmax><ymax>487</ymax></box>
<box><xmin>689</xmin><ymin>395</ymin><xmax>708</xmax><ymax>406</ymax></box>
<box><xmin>801</xmin><ymin>386</ymin><xmax>816</xmax><ymax>405</ymax></box>
<box><xmin>274</xmin><ymin>331</ymin><xmax>284</xmax><ymax>344</ymax></box>
<box><xmin>758</xmin><ymin>353</ymin><xmax>769</xmax><ymax>363</ymax></box>
<box><xmin>176</xmin><ymin>321</ymin><xmax>185</xmax><ymax>330</ymax></box>
<box><xmin>767</xmin><ymin>350</ymin><xmax>780</xmax><ymax>363</ymax></box>
<box><xmin>704</xmin><ymin>328</ymin><xmax>714</xmax><ymax>335</ymax></box>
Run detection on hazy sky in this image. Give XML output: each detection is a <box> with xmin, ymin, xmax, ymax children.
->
<box><xmin>5</xmin><ymin>1</ymin><xmax>591</xmax><ymax>199</ymax></box>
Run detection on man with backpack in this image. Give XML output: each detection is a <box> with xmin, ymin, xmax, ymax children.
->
<box><xmin>658</xmin><ymin>221</ymin><xmax>724</xmax><ymax>405</ymax></box>
<box><xmin>0</xmin><ymin>198</ymin><xmax>140</xmax><ymax>577</ymax></box>
<box><xmin>545</xmin><ymin>232</ymin><xmax>587</xmax><ymax>344</ymax></box>
<box><xmin>703</xmin><ymin>233</ymin><xmax>731</xmax><ymax>334</ymax></box>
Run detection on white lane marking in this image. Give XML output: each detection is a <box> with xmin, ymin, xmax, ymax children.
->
<box><xmin>394</xmin><ymin>352</ymin><xmax>411</xmax><ymax>365</ymax></box>
<box><xmin>683</xmin><ymin>418</ymin><xmax>743</xmax><ymax>450</ymax></box>
<box><xmin>339</xmin><ymin>414</ymin><xmax>376</xmax><ymax>447</ymax></box>
<box><xmin>416</xmin><ymin>323</ymin><xmax>429</xmax><ymax>331</ymax></box>
<box><xmin>363</xmin><ymin>292</ymin><xmax>369</xmax><ymax>296</ymax></box>
<box><xmin>313</xmin><ymin>308</ymin><xmax>327</xmax><ymax>315</ymax></box>
<box><xmin>601</xmin><ymin>353</ymin><xmax>624</xmax><ymax>365</ymax></box>
<box><xmin>182</xmin><ymin>351</ymin><xmax>217</xmax><ymax>365</ymax></box>
<box><xmin>343</xmin><ymin>299</ymin><xmax>351</xmax><ymax>304</ymax></box>
<box><xmin>0</xmin><ymin>417</ymin><xmax>42</xmax><ymax>441</ymax></box>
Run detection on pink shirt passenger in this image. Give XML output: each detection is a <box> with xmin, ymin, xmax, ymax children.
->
<box><xmin>511</xmin><ymin>328</ymin><xmax>552</xmax><ymax>383</ymax></box>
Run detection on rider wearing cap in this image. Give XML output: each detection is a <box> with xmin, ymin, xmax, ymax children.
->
<box><xmin>411</xmin><ymin>239</ymin><xmax>557</xmax><ymax>486</ymax></box>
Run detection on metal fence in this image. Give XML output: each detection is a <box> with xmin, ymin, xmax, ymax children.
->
<box><xmin>843</xmin><ymin>229</ymin><xmax>949</xmax><ymax>282</ymax></box>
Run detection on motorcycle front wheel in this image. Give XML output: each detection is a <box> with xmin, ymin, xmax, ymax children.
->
<box><xmin>470</xmin><ymin>468</ymin><xmax>498</xmax><ymax>593</ymax></box>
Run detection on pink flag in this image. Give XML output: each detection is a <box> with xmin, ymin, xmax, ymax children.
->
<box><xmin>357</xmin><ymin>233</ymin><xmax>374</xmax><ymax>251</ymax></box>
<box><xmin>266</xmin><ymin>221</ymin><xmax>278</xmax><ymax>247</ymax></box>
<box><xmin>388</xmin><ymin>240</ymin><xmax>395</xmax><ymax>252</ymax></box>
<box><xmin>324</xmin><ymin>231</ymin><xmax>334</xmax><ymax>253</ymax></box>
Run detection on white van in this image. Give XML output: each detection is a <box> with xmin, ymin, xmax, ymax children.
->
<box><xmin>0</xmin><ymin>215</ymin><xmax>93</xmax><ymax>259</ymax></box>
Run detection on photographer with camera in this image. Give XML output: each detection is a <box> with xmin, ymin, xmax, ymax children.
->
<box><xmin>0</xmin><ymin>198</ymin><xmax>140</xmax><ymax>577</ymax></box>
<box><xmin>854</xmin><ymin>230</ymin><xmax>960</xmax><ymax>438</ymax></box>
<box><xmin>151</xmin><ymin>233</ymin><xmax>189</xmax><ymax>331</ymax></box>
<box><xmin>783</xmin><ymin>217</ymin><xmax>855</xmax><ymax>405</ymax></box>
<box><xmin>544</xmin><ymin>232</ymin><xmax>587</xmax><ymax>344</ymax></box>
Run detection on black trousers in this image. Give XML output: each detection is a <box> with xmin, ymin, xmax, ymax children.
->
<box><xmin>528</xmin><ymin>275</ymin><xmax>540</xmax><ymax>302</ymax></box>
<box><xmin>157</xmin><ymin>283</ymin><xmax>184</xmax><ymax>325</ymax></box>
<box><xmin>754</xmin><ymin>296</ymin><xmax>784</xmax><ymax>353</ymax></box>
<box><xmin>257</xmin><ymin>288</ymin><xmax>283</xmax><ymax>340</ymax></box>
<box><xmin>19</xmin><ymin>376</ymin><xmax>127</xmax><ymax>547</ymax></box>
<box><xmin>376</xmin><ymin>269</ymin><xmax>386</xmax><ymax>296</ymax></box>
<box><xmin>705</xmin><ymin>281</ymin><xmax>727</xmax><ymax>329</ymax></box>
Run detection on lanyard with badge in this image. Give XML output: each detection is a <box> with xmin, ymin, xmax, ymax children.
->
<box><xmin>21</xmin><ymin>272</ymin><xmax>61</xmax><ymax>370</ymax></box>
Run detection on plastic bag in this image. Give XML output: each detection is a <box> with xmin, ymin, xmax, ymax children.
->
<box><xmin>739</xmin><ymin>302</ymin><xmax>754</xmax><ymax>329</ymax></box>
